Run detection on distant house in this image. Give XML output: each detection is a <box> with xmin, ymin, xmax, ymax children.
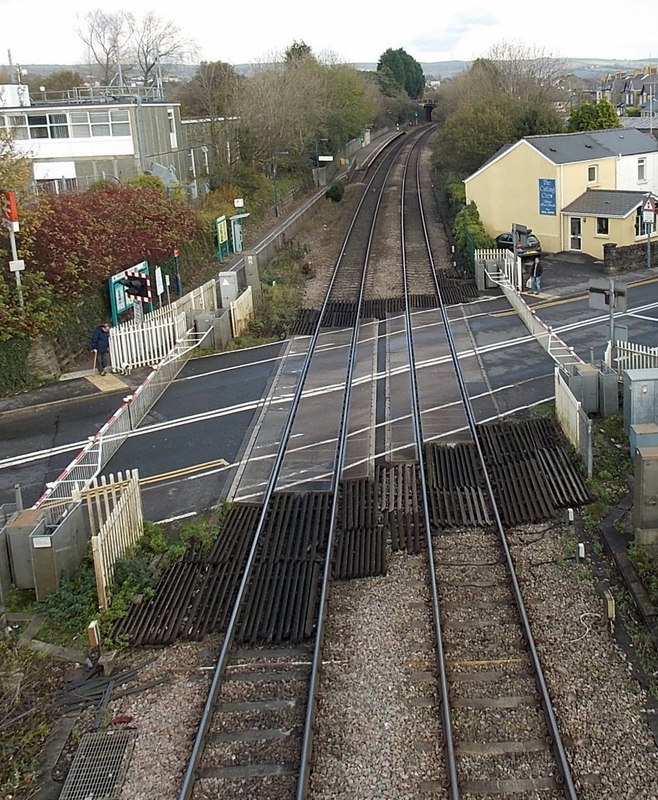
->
<box><xmin>464</xmin><ymin>128</ymin><xmax>658</xmax><ymax>259</ymax></box>
<box><xmin>0</xmin><ymin>82</ymin><xmax>191</xmax><ymax>194</ymax></box>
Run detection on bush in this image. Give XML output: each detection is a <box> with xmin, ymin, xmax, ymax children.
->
<box><xmin>453</xmin><ymin>201</ymin><xmax>495</xmax><ymax>261</ymax></box>
<box><xmin>0</xmin><ymin>335</ymin><xmax>35</xmax><ymax>394</ymax></box>
<box><xmin>325</xmin><ymin>181</ymin><xmax>344</xmax><ymax>202</ymax></box>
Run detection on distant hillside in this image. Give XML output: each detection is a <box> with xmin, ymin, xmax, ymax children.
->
<box><xmin>4</xmin><ymin>58</ymin><xmax>656</xmax><ymax>83</ymax></box>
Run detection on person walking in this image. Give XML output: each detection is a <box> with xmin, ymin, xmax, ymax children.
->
<box><xmin>530</xmin><ymin>256</ymin><xmax>543</xmax><ymax>294</ymax></box>
<box><xmin>91</xmin><ymin>322</ymin><xmax>111</xmax><ymax>375</ymax></box>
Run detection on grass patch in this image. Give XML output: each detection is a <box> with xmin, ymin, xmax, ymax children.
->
<box><xmin>583</xmin><ymin>412</ymin><xmax>632</xmax><ymax>530</ymax></box>
<box><xmin>224</xmin><ymin>247</ymin><xmax>309</xmax><ymax>351</ymax></box>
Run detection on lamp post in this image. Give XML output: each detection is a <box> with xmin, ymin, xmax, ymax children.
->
<box><xmin>270</xmin><ymin>151</ymin><xmax>289</xmax><ymax>217</ymax></box>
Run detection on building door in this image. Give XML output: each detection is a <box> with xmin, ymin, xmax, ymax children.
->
<box><xmin>570</xmin><ymin>217</ymin><xmax>582</xmax><ymax>250</ymax></box>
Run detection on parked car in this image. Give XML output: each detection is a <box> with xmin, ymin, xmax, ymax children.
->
<box><xmin>495</xmin><ymin>231</ymin><xmax>542</xmax><ymax>259</ymax></box>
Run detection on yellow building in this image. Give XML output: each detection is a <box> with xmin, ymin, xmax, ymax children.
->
<box><xmin>464</xmin><ymin>129</ymin><xmax>658</xmax><ymax>259</ymax></box>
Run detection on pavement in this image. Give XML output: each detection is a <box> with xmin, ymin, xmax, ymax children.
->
<box><xmin>1</xmin><ymin>250</ymin><xmax>656</xmax><ymax>420</ymax></box>
<box><xmin>0</xmin><ymin>362</ymin><xmax>153</xmax><ymax>418</ymax></box>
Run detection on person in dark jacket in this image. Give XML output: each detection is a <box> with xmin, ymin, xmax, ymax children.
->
<box><xmin>530</xmin><ymin>256</ymin><xmax>543</xmax><ymax>294</ymax></box>
<box><xmin>91</xmin><ymin>323</ymin><xmax>111</xmax><ymax>375</ymax></box>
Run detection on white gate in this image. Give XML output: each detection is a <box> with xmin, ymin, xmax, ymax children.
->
<box><xmin>110</xmin><ymin>310</ymin><xmax>188</xmax><ymax>374</ymax></box>
<box><xmin>475</xmin><ymin>248</ymin><xmax>521</xmax><ymax>292</ymax></box>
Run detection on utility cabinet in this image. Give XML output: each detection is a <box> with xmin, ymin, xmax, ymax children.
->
<box><xmin>633</xmin><ymin>445</ymin><xmax>658</xmax><ymax>546</ymax></box>
<box><xmin>623</xmin><ymin>368</ymin><xmax>658</xmax><ymax>435</ymax></box>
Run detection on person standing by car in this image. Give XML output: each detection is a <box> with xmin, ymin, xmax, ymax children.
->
<box><xmin>91</xmin><ymin>322</ymin><xmax>111</xmax><ymax>375</ymax></box>
<box><xmin>530</xmin><ymin>256</ymin><xmax>543</xmax><ymax>294</ymax></box>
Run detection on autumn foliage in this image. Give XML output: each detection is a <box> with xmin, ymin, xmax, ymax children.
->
<box><xmin>29</xmin><ymin>183</ymin><xmax>204</xmax><ymax>297</ymax></box>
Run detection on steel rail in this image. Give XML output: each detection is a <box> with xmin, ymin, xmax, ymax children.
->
<box><xmin>176</xmin><ymin>132</ymin><xmax>412</xmax><ymax>800</ymax></box>
<box><xmin>414</xmin><ymin>136</ymin><xmax>579</xmax><ymax>798</ymax></box>
<box><xmin>399</xmin><ymin>129</ymin><xmax>460</xmax><ymax>799</ymax></box>
<box><xmin>295</xmin><ymin>134</ymin><xmax>417</xmax><ymax>799</ymax></box>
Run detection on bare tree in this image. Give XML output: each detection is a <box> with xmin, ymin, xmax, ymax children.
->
<box><xmin>131</xmin><ymin>12</ymin><xmax>198</xmax><ymax>86</ymax></box>
<box><xmin>235</xmin><ymin>58</ymin><xmax>327</xmax><ymax>165</ymax></box>
<box><xmin>77</xmin><ymin>10</ymin><xmax>134</xmax><ymax>85</ymax></box>
<box><xmin>484</xmin><ymin>40</ymin><xmax>565</xmax><ymax>105</ymax></box>
<box><xmin>176</xmin><ymin>62</ymin><xmax>241</xmax><ymax>173</ymax></box>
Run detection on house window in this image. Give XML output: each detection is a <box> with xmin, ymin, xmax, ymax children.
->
<box><xmin>27</xmin><ymin>114</ymin><xmax>49</xmax><ymax>139</ymax></box>
<box><xmin>167</xmin><ymin>108</ymin><xmax>177</xmax><ymax>149</ymax></box>
<box><xmin>4</xmin><ymin>114</ymin><xmax>28</xmax><ymax>138</ymax></box>
<box><xmin>48</xmin><ymin>113</ymin><xmax>69</xmax><ymax>139</ymax></box>
<box><xmin>587</xmin><ymin>164</ymin><xmax>598</xmax><ymax>183</ymax></box>
<box><xmin>596</xmin><ymin>218</ymin><xmax>609</xmax><ymax>235</ymax></box>
<box><xmin>638</xmin><ymin>157</ymin><xmax>646</xmax><ymax>182</ymax></box>
<box><xmin>89</xmin><ymin>111</ymin><xmax>111</xmax><ymax>136</ymax></box>
<box><xmin>69</xmin><ymin>110</ymin><xmax>131</xmax><ymax>138</ymax></box>
<box><xmin>70</xmin><ymin>111</ymin><xmax>91</xmax><ymax>137</ymax></box>
<box><xmin>110</xmin><ymin>109</ymin><xmax>130</xmax><ymax>136</ymax></box>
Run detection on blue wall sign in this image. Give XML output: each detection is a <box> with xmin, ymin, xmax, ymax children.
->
<box><xmin>539</xmin><ymin>178</ymin><xmax>556</xmax><ymax>215</ymax></box>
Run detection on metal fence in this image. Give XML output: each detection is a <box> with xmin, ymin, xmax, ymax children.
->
<box><xmin>555</xmin><ymin>367</ymin><xmax>593</xmax><ymax>477</ymax></box>
<box><xmin>33</xmin><ymin>325</ymin><xmax>207</xmax><ymax>526</ymax></box>
<box><xmin>87</xmin><ymin>470</ymin><xmax>143</xmax><ymax>611</ymax></box>
<box><xmin>485</xmin><ymin>265</ymin><xmax>583</xmax><ymax>370</ymax></box>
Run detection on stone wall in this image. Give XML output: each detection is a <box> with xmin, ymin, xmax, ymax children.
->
<box><xmin>28</xmin><ymin>338</ymin><xmax>61</xmax><ymax>382</ymax></box>
<box><xmin>603</xmin><ymin>240</ymin><xmax>658</xmax><ymax>273</ymax></box>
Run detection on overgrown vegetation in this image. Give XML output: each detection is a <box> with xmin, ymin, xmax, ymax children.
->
<box><xmin>227</xmin><ymin>247</ymin><xmax>309</xmax><ymax>345</ymax></box>
<box><xmin>0</xmin><ymin>639</ymin><xmax>67</xmax><ymax>800</ymax></box>
<box><xmin>583</xmin><ymin>413</ymin><xmax>632</xmax><ymax>531</ymax></box>
<box><xmin>8</xmin><ymin>509</ymin><xmax>232</xmax><ymax>651</ymax></box>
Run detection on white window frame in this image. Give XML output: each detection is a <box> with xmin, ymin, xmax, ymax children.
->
<box><xmin>638</xmin><ymin>157</ymin><xmax>647</xmax><ymax>183</ymax></box>
<box><xmin>587</xmin><ymin>164</ymin><xmax>598</xmax><ymax>183</ymax></box>
<box><xmin>167</xmin><ymin>108</ymin><xmax>177</xmax><ymax>149</ymax></box>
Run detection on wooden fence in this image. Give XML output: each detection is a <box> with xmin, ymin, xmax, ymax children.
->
<box><xmin>86</xmin><ymin>470</ymin><xmax>143</xmax><ymax>611</ymax></box>
<box><xmin>230</xmin><ymin>286</ymin><xmax>254</xmax><ymax>337</ymax></box>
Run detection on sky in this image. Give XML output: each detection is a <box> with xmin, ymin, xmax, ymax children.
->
<box><xmin>1</xmin><ymin>0</ymin><xmax>657</xmax><ymax>70</ymax></box>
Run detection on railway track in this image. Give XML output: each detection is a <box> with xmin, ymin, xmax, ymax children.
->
<box><xmin>109</xmin><ymin>126</ymin><xmax>594</xmax><ymax>799</ymax></box>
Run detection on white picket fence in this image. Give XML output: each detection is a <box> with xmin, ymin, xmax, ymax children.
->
<box><xmin>110</xmin><ymin>310</ymin><xmax>188</xmax><ymax>374</ymax></box>
<box><xmin>605</xmin><ymin>340</ymin><xmax>658</xmax><ymax>374</ymax></box>
<box><xmin>555</xmin><ymin>367</ymin><xmax>592</xmax><ymax>477</ymax></box>
<box><xmin>475</xmin><ymin>248</ymin><xmax>521</xmax><ymax>291</ymax></box>
<box><xmin>86</xmin><ymin>470</ymin><xmax>143</xmax><ymax>611</ymax></box>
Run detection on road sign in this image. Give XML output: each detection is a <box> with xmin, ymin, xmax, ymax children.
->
<box><xmin>589</xmin><ymin>278</ymin><xmax>627</xmax><ymax>312</ymax></box>
<box><xmin>1</xmin><ymin>190</ymin><xmax>18</xmax><ymax>223</ymax></box>
<box><xmin>643</xmin><ymin>196</ymin><xmax>657</xmax><ymax>225</ymax></box>
<box><xmin>1</xmin><ymin>190</ymin><xmax>19</xmax><ymax>232</ymax></box>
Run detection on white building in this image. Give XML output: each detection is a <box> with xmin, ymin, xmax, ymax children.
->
<box><xmin>0</xmin><ymin>83</ymin><xmax>191</xmax><ymax>193</ymax></box>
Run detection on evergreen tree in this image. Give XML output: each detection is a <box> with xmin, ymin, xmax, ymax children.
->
<box><xmin>377</xmin><ymin>48</ymin><xmax>425</xmax><ymax>99</ymax></box>
<box><xmin>567</xmin><ymin>98</ymin><xmax>621</xmax><ymax>131</ymax></box>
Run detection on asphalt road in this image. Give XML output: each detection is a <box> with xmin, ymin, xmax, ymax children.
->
<box><xmin>2</xmin><ymin>269</ymin><xmax>658</xmax><ymax>524</ymax></box>
<box><xmin>0</xmin><ymin>342</ymin><xmax>287</xmax><ymax>520</ymax></box>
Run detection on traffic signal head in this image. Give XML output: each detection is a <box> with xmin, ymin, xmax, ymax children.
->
<box><xmin>119</xmin><ymin>275</ymin><xmax>149</xmax><ymax>297</ymax></box>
